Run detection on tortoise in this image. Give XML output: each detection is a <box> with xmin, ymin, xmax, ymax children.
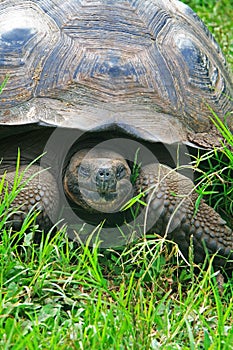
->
<box><xmin>0</xmin><ymin>0</ymin><xmax>232</xmax><ymax>264</ymax></box>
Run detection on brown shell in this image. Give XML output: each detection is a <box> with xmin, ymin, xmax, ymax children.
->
<box><xmin>0</xmin><ymin>0</ymin><xmax>232</xmax><ymax>146</ymax></box>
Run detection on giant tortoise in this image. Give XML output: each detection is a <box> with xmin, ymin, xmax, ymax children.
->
<box><xmin>0</xmin><ymin>0</ymin><xmax>232</xmax><ymax>263</ymax></box>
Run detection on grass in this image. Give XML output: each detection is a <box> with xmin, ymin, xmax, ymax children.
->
<box><xmin>1</xmin><ymin>221</ymin><xmax>233</xmax><ymax>349</ymax></box>
<box><xmin>0</xmin><ymin>75</ymin><xmax>9</xmax><ymax>94</ymax></box>
<box><xmin>1</xmin><ymin>225</ymin><xmax>233</xmax><ymax>349</ymax></box>
<box><xmin>0</xmin><ymin>1</ymin><xmax>233</xmax><ymax>349</ymax></box>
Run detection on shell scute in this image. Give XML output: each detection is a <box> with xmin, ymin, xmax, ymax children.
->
<box><xmin>0</xmin><ymin>0</ymin><xmax>232</xmax><ymax>143</ymax></box>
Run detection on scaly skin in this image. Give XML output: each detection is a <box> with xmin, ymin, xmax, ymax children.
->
<box><xmin>2</xmin><ymin>165</ymin><xmax>59</xmax><ymax>232</ymax></box>
<box><xmin>136</xmin><ymin>164</ymin><xmax>233</xmax><ymax>265</ymax></box>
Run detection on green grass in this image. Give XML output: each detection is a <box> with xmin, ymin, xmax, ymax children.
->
<box><xmin>0</xmin><ymin>1</ymin><xmax>233</xmax><ymax>349</ymax></box>
<box><xmin>1</xmin><ymin>224</ymin><xmax>233</xmax><ymax>349</ymax></box>
<box><xmin>0</xmin><ymin>75</ymin><xmax>9</xmax><ymax>94</ymax></box>
<box><xmin>1</xmin><ymin>222</ymin><xmax>233</xmax><ymax>349</ymax></box>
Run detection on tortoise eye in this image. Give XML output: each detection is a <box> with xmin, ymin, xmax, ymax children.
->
<box><xmin>116</xmin><ymin>165</ymin><xmax>126</xmax><ymax>179</ymax></box>
<box><xmin>78</xmin><ymin>165</ymin><xmax>90</xmax><ymax>178</ymax></box>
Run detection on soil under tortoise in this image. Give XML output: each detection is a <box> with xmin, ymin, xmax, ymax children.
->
<box><xmin>0</xmin><ymin>0</ymin><xmax>232</xmax><ymax>266</ymax></box>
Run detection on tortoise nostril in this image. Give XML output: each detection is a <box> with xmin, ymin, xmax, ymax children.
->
<box><xmin>97</xmin><ymin>169</ymin><xmax>111</xmax><ymax>179</ymax></box>
<box><xmin>96</xmin><ymin>168</ymin><xmax>116</xmax><ymax>192</ymax></box>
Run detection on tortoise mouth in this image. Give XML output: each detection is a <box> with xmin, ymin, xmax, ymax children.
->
<box><xmin>79</xmin><ymin>182</ymin><xmax>132</xmax><ymax>213</ymax></box>
<box><xmin>81</xmin><ymin>187</ymin><xmax>118</xmax><ymax>202</ymax></box>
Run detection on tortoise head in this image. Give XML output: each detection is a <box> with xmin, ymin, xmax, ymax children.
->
<box><xmin>64</xmin><ymin>148</ymin><xmax>133</xmax><ymax>213</ymax></box>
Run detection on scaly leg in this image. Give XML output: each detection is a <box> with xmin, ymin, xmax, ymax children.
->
<box><xmin>1</xmin><ymin>165</ymin><xmax>59</xmax><ymax>232</ymax></box>
<box><xmin>136</xmin><ymin>164</ymin><xmax>233</xmax><ymax>265</ymax></box>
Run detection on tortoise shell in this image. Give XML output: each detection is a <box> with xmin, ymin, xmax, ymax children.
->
<box><xmin>0</xmin><ymin>0</ymin><xmax>232</xmax><ymax>145</ymax></box>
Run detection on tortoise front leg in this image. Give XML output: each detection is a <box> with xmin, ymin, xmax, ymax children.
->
<box><xmin>1</xmin><ymin>165</ymin><xmax>59</xmax><ymax>232</ymax></box>
<box><xmin>136</xmin><ymin>164</ymin><xmax>233</xmax><ymax>265</ymax></box>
